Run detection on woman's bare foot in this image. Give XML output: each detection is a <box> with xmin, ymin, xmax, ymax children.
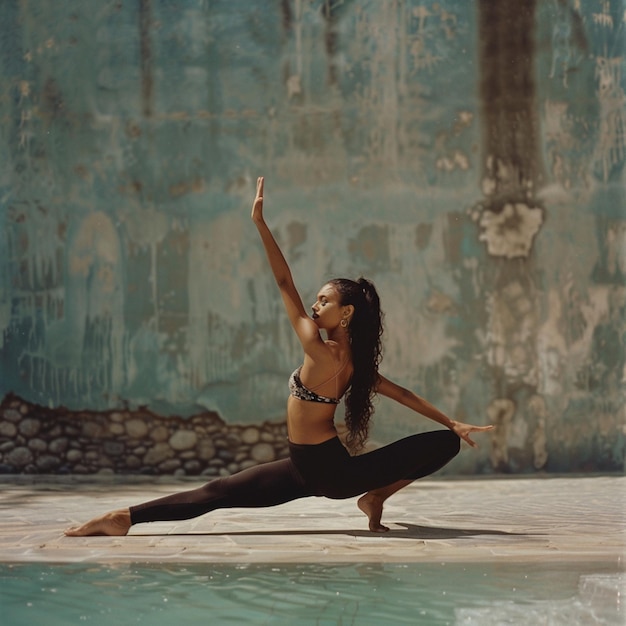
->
<box><xmin>357</xmin><ymin>494</ymin><xmax>389</xmax><ymax>533</ymax></box>
<box><xmin>64</xmin><ymin>508</ymin><xmax>132</xmax><ymax>537</ymax></box>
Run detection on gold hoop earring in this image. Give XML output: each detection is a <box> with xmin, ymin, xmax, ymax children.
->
<box><xmin>340</xmin><ymin>319</ymin><xmax>348</xmax><ymax>328</ymax></box>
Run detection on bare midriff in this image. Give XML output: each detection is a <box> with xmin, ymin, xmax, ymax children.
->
<box><xmin>286</xmin><ymin>395</ymin><xmax>338</xmax><ymax>444</ymax></box>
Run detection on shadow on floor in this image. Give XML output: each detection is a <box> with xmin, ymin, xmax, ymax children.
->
<box><xmin>133</xmin><ymin>523</ymin><xmax>533</xmax><ymax>540</ymax></box>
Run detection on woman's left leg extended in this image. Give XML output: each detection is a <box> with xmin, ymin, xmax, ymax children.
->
<box><xmin>130</xmin><ymin>457</ymin><xmax>309</xmax><ymax>524</ymax></box>
<box><xmin>66</xmin><ymin>458</ymin><xmax>310</xmax><ymax>536</ymax></box>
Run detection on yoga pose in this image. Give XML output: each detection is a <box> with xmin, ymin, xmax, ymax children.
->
<box><xmin>65</xmin><ymin>177</ymin><xmax>493</xmax><ymax>537</ymax></box>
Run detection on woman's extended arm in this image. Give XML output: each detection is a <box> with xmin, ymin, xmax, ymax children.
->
<box><xmin>251</xmin><ymin>177</ymin><xmax>321</xmax><ymax>348</ymax></box>
<box><xmin>376</xmin><ymin>375</ymin><xmax>493</xmax><ymax>447</ymax></box>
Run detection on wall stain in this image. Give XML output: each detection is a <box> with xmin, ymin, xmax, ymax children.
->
<box><xmin>321</xmin><ymin>0</ymin><xmax>340</xmax><ymax>85</ymax></box>
<box><xmin>478</xmin><ymin>0</ymin><xmax>544</xmax><ymax>198</ymax></box>
<box><xmin>139</xmin><ymin>0</ymin><xmax>153</xmax><ymax>117</ymax></box>
<box><xmin>348</xmin><ymin>224</ymin><xmax>390</xmax><ymax>272</ymax></box>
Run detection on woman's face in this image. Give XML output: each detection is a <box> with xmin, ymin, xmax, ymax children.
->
<box><xmin>311</xmin><ymin>284</ymin><xmax>349</xmax><ymax>329</ymax></box>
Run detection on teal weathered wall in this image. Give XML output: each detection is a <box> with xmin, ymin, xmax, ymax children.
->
<box><xmin>0</xmin><ymin>0</ymin><xmax>624</xmax><ymax>474</ymax></box>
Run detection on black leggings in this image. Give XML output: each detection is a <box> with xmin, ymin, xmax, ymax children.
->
<box><xmin>130</xmin><ymin>430</ymin><xmax>460</xmax><ymax>525</ymax></box>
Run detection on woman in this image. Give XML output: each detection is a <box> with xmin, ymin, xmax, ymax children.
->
<box><xmin>65</xmin><ymin>177</ymin><xmax>492</xmax><ymax>537</ymax></box>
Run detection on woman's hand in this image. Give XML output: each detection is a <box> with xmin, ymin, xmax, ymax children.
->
<box><xmin>251</xmin><ymin>176</ymin><xmax>264</xmax><ymax>223</ymax></box>
<box><xmin>450</xmin><ymin>420</ymin><xmax>494</xmax><ymax>448</ymax></box>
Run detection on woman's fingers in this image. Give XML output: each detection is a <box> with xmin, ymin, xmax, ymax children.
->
<box><xmin>462</xmin><ymin>434</ymin><xmax>477</xmax><ymax>448</ymax></box>
<box><xmin>252</xmin><ymin>177</ymin><xmax>264</xmax><ymax>219</ymax></box>
<box><xmin>455</xmin><ymin>422</ymin><xmax>494</xmax><ymax>449</ymax></box>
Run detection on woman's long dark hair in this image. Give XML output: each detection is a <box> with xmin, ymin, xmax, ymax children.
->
<box><xmin>329</xmin><ymin>277</ymin><xmax>383</xmax><ymax>451</ymax></box>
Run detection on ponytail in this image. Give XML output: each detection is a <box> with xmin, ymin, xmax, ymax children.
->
<box><xmin>329</xmin><ymin>277</ymin><xmax>384</xmax><ymax>451</ymax></box>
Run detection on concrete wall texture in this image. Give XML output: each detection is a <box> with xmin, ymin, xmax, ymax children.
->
<box><xmin>0</xmin><ymin>0</ymin><xmax>624</xmax><ymax>475</ymax></box>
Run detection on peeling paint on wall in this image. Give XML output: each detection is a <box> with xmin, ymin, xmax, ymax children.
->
<box><xmin>474</xmin><ymin>201</ymin><xmax>544</xmax><ymax>259</ymax></box>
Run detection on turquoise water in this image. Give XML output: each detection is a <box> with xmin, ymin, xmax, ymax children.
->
<box><xmin>1</xmin><ymin>561</ymin><xmax>623</xmax><ymax>625</ymax></box>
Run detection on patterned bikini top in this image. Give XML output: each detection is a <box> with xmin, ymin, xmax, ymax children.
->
<box><xmin>288</xmin><ymin>362</ymin><xmax>349</xmax><ymax>405</ymax></box>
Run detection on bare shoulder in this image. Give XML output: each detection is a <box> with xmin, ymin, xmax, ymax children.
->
<box><xmin>302</xmin><ymin>340</ymin><xmax>347</xmax><ymax>371</ymax></box>
<box><xmin>323</xmin><ymin>339</ymin><xmax>352</xmax><ymax>364</ymax></box>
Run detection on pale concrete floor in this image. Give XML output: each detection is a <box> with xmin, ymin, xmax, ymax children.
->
<box><xmin>0</xmin><ymin>475</ymin><xmax>624</xmax><ymax>565</ymax></box>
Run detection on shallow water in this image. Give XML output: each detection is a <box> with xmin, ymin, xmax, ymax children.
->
<box><xmin>1</xmin><ymin>561</ymin><xmax>623</xmax><ymax>625</ymax></box>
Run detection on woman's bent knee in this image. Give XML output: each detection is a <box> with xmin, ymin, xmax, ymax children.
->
<box><xmin>442</xmin><ymin>429</ymin><xmax>461</xmax><ymax>457</ymax></box>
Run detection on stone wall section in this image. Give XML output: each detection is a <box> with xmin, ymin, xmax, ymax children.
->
<box><xmin>0</xmin><ymin>394</ymin><xmax>289</xmax><ymax>476</ymax></box>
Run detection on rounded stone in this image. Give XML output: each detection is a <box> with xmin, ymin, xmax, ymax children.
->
<box><xmin>125</xmin><ymin>419</ymin><xmax>148</xmax><ymax>439</ymax></box>
<box><xmin>103</xmin><ymin>441</ymin><xmax>125</xmax><ymax>457</ymax></box>
<box><xmin>97</xmin><ymin>455</ymin><xmax>113</xmax><ymax>468</ymax></box>
<box><xmin>18</xmin><ymin>418</ymin><xmax>40</xmax><ymax>437</ymax></box>
<box><xmin>2</xmin><ymin>409</ymin><xmax>21</xmax><ymax>423</ymax></box>
<box><xmin>6</xmin><ymin>447</ymin><xmax>33</xmax><ymax>468</ymax></box>
<box><xmin>28</xmin><ymin>438</ymin><xmax>47</xmax><ymax>452</ymax></box>
<box><xmin>0</xmin><ymin>422</ymin><xmax>17</xmax><ymax>438</ymax></box>
<box><xmin>110</xmin><ymin>412</ymin><xmax>124</xmax><ymax>423</ymax></box>
<box><xmin>82</xmin><ymin>421</ymin><xmax>104</xmax><ymax>438</ymax></box>
<box><xmin>169</xmin><ymin>430</ymin><xmax>197</xmax><ymax>451</ymax></box>
<box><xmin>0</xmin><ymin>441</ymin><xmax>15</xmax><ymax>453</ymax></box>
<box><xmin>250</xmin><ymin>442</ymin><xmax>276</xmax><ymax>463</ymax></box>
<box><xmin>158</xmin><ymin>458</ymin><xmax>181</xmax><ymax>472</ymax></box>
<box><xmin>241</xmin><ymin>427</ymin><xmax>260</xmax><ymax>445</ymax></box>
<box><xmin>217</xmin><ymin>449</ymin><xmax>234</xmax><ymax>462</ymax></box>
<box><xmin>226</xmin><ymin>433</ymin><xmax>241</xmax><ymax>447</ymax></box>
<box><xmin>66</xmin><ymin>449</ymin><xmax>83</xmax><ymax>462</ymax></box>
<box><xmin>143</xmin><ymin>443</ymin><xmax>173</xmax><ymax>465</ymax></box>
<box><xmin>36</xmin><ymin>455</ymin><xmax>61</xmax><ymax>471</ymax></box>
<box><xmin>125</xmin><ymin>455</ymin><xmax>141</xmax><ymax>470</ymax></box>
<box><xmin>150</xmin><ymin>426</ymin><xmax>169</xmax><ymax>442</ymax></box>
<box><xmin>184</xmin><ymin>460</ymin><xmax>201</xmax><ymax>474</ymax></box>
<box><xmin>109</xmin><ymin>423</ymin><xmax>125</xmax><ymax>436</ymax></box>
<box><xmin>49</xmin><ymin>438</ymin><xmax>69</xmax><ymax>455</ymax></box>
<box><xmin>197</xmin><ymin>440</ymin><xmax>216</xmax><ymax>461</ymax></box>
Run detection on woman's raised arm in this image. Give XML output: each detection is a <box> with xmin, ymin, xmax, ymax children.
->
<box><xmin>251</xmin><ymin>177</ymin><xmax>321</xmax><ymax>349</ymax></box>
